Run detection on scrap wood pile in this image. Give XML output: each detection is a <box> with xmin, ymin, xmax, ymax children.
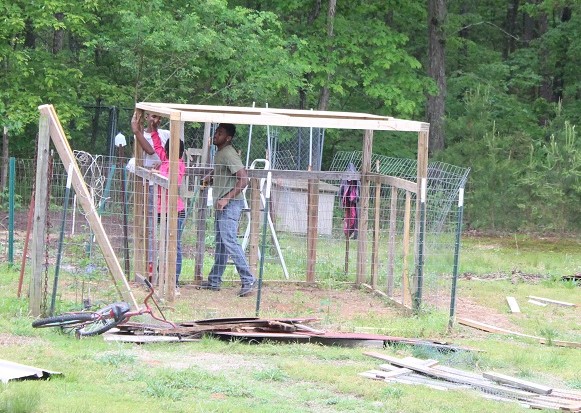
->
<box><xmin>361</xmin><ymin>352</ymin><xmax>581</xmax><ymax>412</ymax></box>
<box><xmin>109</xmin><ymin>317</ymin><xmax>470</xmax><ymax>351</ymax></box>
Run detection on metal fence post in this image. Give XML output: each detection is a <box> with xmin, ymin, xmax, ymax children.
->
<box><xmin>448</xmin><ymin>188</ymin><xmax>465</xmax><ymax>329</ymax></box>
<box><xmin>8</xmin><ymin>157</ymin><xmax>15</xmax><ymax>266</ymax></box>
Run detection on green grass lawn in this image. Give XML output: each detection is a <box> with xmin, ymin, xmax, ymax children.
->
<box><xmin>0</xmin><ymin>234</ymin><xmax>580</xmax><ymax>413</ymax></box>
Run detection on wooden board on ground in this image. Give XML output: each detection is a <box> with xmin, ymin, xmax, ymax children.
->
<box><xmin>457</xmin><ymin>317</ymin><xmax>581</xmax><ymax>348</ymax></box>
<box><xmin>483</xmin><ymin>371</ymin><xmax>552</xmax><ymax>395</ymax></box>
<box><xmin>528</xmin><ymin>299</ymin><xmax>548</xmax><ymax>307</ymax></box>
<box><xmin>104</xmin><ymin>334</ymin><xmax>199</xmax><ymax>343</ymax></box>
<box><xmin>527</xmin><ymin>295</ymin><xmax>577</xmax><ymax>307</ymax></box>
<box><xmin>506</xmin><ymin>296</ymin><xmax>521</xmax><ymax>313</ymax></box>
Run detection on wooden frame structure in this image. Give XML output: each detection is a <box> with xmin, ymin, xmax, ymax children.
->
<box><xmin>132</xmin><ymin>103</ymin><xmax>429</xmax><ymax>305</ymax></box>
<box><xmin>29</xmin><ymin>105</ymin><xmax>138</xmax><ymax>316</ymax></box>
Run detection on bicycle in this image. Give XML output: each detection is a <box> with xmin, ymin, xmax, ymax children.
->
<box><xmin>32</xmin><ymin>274</ymin><xmax>176</xmax><ymax>337</ymax></box>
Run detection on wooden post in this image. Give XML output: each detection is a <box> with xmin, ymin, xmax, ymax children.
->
<box><xmin>414</xmin><ymin>129</ymin><xmax>429</xmax><ymax>298</ymax></box>
<box><xmin>38</xmin><ymin>105</ymin><xmax>138</xmax><ymax>309</ymax></box>
<box><xmin>306</xmin><ymin>176</ymin><xmax>319</xmax><ymax>283</ymax></box>
<box><xmin>249</xmin><ymin>177</ymin><xmax>261</xmax><ymax>274</ymax></box>
<box><xmin>133</xmin><ymin>109</ymin><xmax>147</xmax><ymax>280</ymax></box>
<box><xmin>30</xmin><ymin>114</ymin><xmax>50</xmax><ymax>316</ymax></box>
<box><xmin>402</xmin><ymin>191</ymin><xmax>412</xmax><ymax>307</ymax></box>
<box><xmin>164</xmin><ymin>114</ymin><xmax>181</xmax><ymax>301</ymax></box>
<box><xmin>371</xmin><ymin>161</ymin><xmax>381</xmax><ymax>289</ymax></box>
<box><xmin>194</xmin><ymin>122</ymin><xmax>212</xmax><ymax>279</ymax></box>
<box><xmin>356</xmin><ymin>130</ymin><xmax>373</xmax><ymax>285</ymax></box>
<box><xmin>387</xmin><ymin>186</ymin><xmax>398</xmax><ymax>296</ymax></box>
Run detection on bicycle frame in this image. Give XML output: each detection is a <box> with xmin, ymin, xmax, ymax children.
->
<box><xmin>120</xmin><ymin>281</ymin><xmax>177</xmax><ymax>329</ymax></box>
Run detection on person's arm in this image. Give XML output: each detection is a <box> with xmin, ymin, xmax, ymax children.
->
<box><xmin>131</xmin><ymin>112</ymin><xmax>155</xmax><ymax>155</ymax></box>
<box><xmin>150</xmin><ymin>130</ymin><xmax>168</xmax><ymax>162</ymax></box>
<box><xmin>216</xmin><ymin>167</ymin><xmax>249</xmax><ymax>210</ymax></box>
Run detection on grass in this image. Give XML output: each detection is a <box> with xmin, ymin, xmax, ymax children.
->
<box><xmin>0</xmin><ymin>233</ymin><xmax>580</xmax><ymax>412</ymax></box>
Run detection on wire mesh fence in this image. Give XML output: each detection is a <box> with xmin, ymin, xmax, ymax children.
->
<box><xmin>2</xmin><ymin>139</ymin><xmax>469</xmax><ymax>320</ymax></box>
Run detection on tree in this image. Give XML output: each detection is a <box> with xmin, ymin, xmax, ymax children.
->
<box><xmin>426</xmin><ymin>0</ymin><xmax>447</xmax><ymax>154</ymax></box>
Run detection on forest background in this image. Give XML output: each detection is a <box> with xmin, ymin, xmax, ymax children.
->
<box><xmin>0</xmin><ymin>0</ymin><xmax>579</xmax><ymax>233</ymax></box>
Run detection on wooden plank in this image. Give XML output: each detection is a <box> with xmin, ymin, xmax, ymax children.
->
<box><xmin>527</xmin><ymin>295</ymin><xmax>577</xmax><ymax>307</ymax></box>
<box><xmin>158</xmin><ymin>185</ymin><xmax>167</xmax><ymax>295</ymax></box>
<box><xmin>401</xmin><ymin>191</ymin><xmax>412</xmax><ymax>306</ymax></box>
<box><xmin>364</xmin><ymin>352</ymin><xmax>537</xmax><ymax>399</ymax></box>
<box><xmin>30</xmin><ymin>112</ymin><xmax>50</xmax><ymax>316</ymax></box>
<box><xmin>371</xmin><ymin>173</ymin><xmax>418</xmax><ymax>193</ymax></box>
<box><xmin>136</xmin><ymin>102</ymin><xmax>429</xmax><ymax>132</ymax></box>
<box><xmin>194</xmin><ymin>123</ymin><xmax>211</xmax><ymax>279</ymax></box>
<box><xmin>356</xmin><ymin>130</ymin><xmax>372</xmax><ymax>285</ymax></box>
<box><xmin>371</xmin><ymin>161</ymin><xmax>381</xmax><ymax>289</ymax></box>
<box><xmin>164</xmin><ymin>115</ymin><xmax>181</xmax><ymax>301</ymax></box>
<box><xmin>483</xmin><ymin>371</ymin><xmax>552</xmax><ymax>395</ymax></box>
<box><xmin>133</xmin><ymin>109</ymin><xmax>147</xmax><ymax>281</ymax></box>
<box><xmin>248</xmin><ymin>178</ymin><xmax>260</xmax><ymax>274</ymax></box>
<box><xmin>458</xmin><ymin>317</ymin><xmax>538</xmax><ymax>338</ymax></box>
<box><xmin>103</xmin><ymin>334</ymin><xmax>198</xmax><ymax>343</ymax></box>
<box><xmin>458</xmin><ymin>318</ymin><xmax>581</xmax><ymax>348</ymax></box>
<box><xmin>506</xmin><ymin>296</ymin><xmax>521</xmax><ymax>313</ymax></box>
<box><xmin>528</xmin><ymin>299</ymin><xmax>548</xmax><ymax>307</ymax></box>
<box><xmin>377</xmin><ymin>357</ymin><xmax>439</xmax><ymax>378</ymax></box>
<box><xmin>306</xmin><ymin>179</ymin><xmax>319</xmax><ymax>283</ymax></box>
<box><xmin>386</xmin><ymin>186</ymin><xmax>397</xmax><ymax>296</ymax></box>
<box><xmin>360</xmin><ymin>283</ymin><xmax>412</xmax><ymax>312</ymax></box>
<box><xmin>134</xmin><ymin>166</ymin><xmax>169</xmax><ymax>188</ymax></box>
<box><xmin>39</xmin><ymin>105</ymin><xmax>138</xmax><ymax>309</ymax></box>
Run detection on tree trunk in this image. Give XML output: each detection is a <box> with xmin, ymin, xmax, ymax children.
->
<box><xmin>318</xmin><ymin>0</ymin><xmax>336</xmax><ymax>111</ymax></box>
<box><xmin>24</xmin><ymin>19</ymin><xmax>35</xmax><ymax>49</ymax></box>
<box><xmin>53</xmin><ymin>12</ymin><xmax>65</xmax><ymax>54</ymax></box>
<box><xmin>553</xmin><ymin>7</ymin><xmax>572</xmax><ymax>102</ymax></box>
<box><xmin>538</xmin><ymin>10</ymin><xmax>552</xmax><ymax>103</ymax></box>
<box><xmin>504</xmin><ymin>0</ymin><xmax>520</xmax><ymax>58</ymax></box>
<box><xmin>427</xmin><ymin>0</ymin><xmax>447</xmax><ymax>154</ymax></box>
<box><xmin>90</xmin><ymin>98</ymin><xmax>102</xmax><ymax>150</ymax></box>
<box><xmin>308</xmin><ymin>0</ymin><xmax>322</xmax><ymax>25</ymax></box>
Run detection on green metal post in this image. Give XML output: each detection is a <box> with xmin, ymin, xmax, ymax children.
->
<box><xmin>255</xmin><ymin>171</ymin><xmax>272</xmax><ymax>317</ymax></box>
<box><xmin>8</xmin><ymin>157</ymin><xmax>15</xmax><ymax>266</ymax></box>
<box><xmin>50</xmin><ymin>164</ymin><xmax>73</xmax><ymax>315</ymax></box>
<box><xmin>448</xmin><ymin>188</ymin><xmax>465</xmax><ymax>330</ymax></box>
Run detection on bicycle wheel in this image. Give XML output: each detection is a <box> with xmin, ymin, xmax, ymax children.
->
<box><xmin>32</xmin><ymin>313</ymin><xmax>95</xmax><ymax>328</ymax></box>
<box><xmin>76</xmin><ymin>304</ymin><xmax>124</xmax><ymax>337</ymax></box>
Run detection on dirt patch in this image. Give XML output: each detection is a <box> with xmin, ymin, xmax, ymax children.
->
<box><xmin>0</xmin><ymin>333</ymin><xmax>42</xmax><ymax>347</ymax></box>
<box><xmin>133</xmin><ymin>349</ymin><xmax>260</xmax><ymax>372</ymax></box>
<box><xmin>176</xmin><ymin>282</ymin><xmax>406</xmax><ymax>326</ymax></box>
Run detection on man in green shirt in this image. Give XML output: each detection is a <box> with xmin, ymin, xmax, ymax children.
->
<box><xmin>201</xmin><ymin>123</ymin><xmax>256</xmax><ymax>296</ymax></box>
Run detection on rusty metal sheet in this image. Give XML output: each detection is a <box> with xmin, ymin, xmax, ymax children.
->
<box><xmin>0</xmin><ymin>359</ymin><xmax>61</xmax><ymax>383</ymax></box>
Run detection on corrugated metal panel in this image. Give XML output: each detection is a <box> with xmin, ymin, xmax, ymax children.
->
<box><xmin>0</xmin><ymin>359</ymin><xmax>61</xmax><ymax>383</ymax></box>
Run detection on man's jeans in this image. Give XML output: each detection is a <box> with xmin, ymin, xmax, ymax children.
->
<box><xmin>208</xmin><ymin>199</ymin><xmax>255</xmax><ymax>287</ymax></box>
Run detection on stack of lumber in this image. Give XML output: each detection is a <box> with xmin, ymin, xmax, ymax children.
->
<box><xmin>108</xmin><ymin>317</ymin><xmax>472</xmax><ymax>351</ymax></box>
<box><xmin>362</xmin><ymin>352</ymin><xmax>581</xmax><ymax>412</ymax></box>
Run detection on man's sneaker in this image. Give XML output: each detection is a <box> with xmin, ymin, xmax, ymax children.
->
<box><xmin>238</xmin><ymin>279</ymin><xmax>256</xmax><ymax>297</ymax></box>
<box><xmin>175</xmin><ymin>288</ymin><xmax>181</xmax><ymax>296</ymax></box>
<box><xmin>198</xmin><ymin>280</ymin><xmax>221</xmax><ymax>291</ymax></box>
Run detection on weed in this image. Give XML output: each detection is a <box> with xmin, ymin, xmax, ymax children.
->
<box><xmin>566</xmin><ymin>376</ymin><xmax>581</xmax><ymax>389</ymax></box>
<box><xmin>253</xmin><ymin>367</ymin><xmax>289</xmax><ymax>382</ymax></box>
<box><xmin>539</xmin><ymin>327</ymin><xmax>558</xmax><ymax>344</ymax></box>
<box><xmin>382</xmin><ymin>386</ymin><xmax>404</xmax><ymax>399</ymax></box>
<box><xmin>95</xmin><ymin>352</ymin><xmax>137</xmax><ymax>367</ymax></box>
<box><xmin>0</xmin><ymin>385</ymin><xmax>40</xmax><ymax>413</ymax></box>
